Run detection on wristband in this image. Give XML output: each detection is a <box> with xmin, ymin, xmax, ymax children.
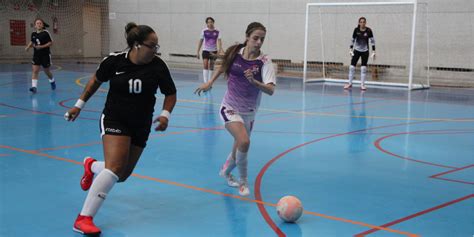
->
<box><xmin>160</xmin><ymin>110</ymin><xmax>171</xmax><ymax>119</ymax></box>
<box><xmin>74</xmin><ymin>99</ymin><xmax>85</xmax><ymax>109</ymax></box>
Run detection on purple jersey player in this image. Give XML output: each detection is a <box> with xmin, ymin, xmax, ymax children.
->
<box><xmin>195</xmin><ymin>22</ymin><xmax>276</xmax><ymax>196</ymax></box>
<box><xmin>196</xmin><ymin>17</ymin><xmax>223</xmax><ymax>83</ymax></box>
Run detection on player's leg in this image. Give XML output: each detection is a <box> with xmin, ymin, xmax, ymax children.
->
<box><xmin>345</xmin><ymin>51</ymin><xmax>361</xmax><ymax>89</ymax></box>
<box><xmin>208</xmin><ymin>51</ymin><xmax>217</xmax><ymax>82</ymax></box>
<box><xmin>225</xmin><ymin>121</ymin><xmax>251</xmax><ymax>196</ymax></box>
<box><xmin>42</xmin><ymin>54</ymin><xmax>56</xmax><ymax>90</ymax></box>
<box><xmin>202</xmin><ymin>51</ymin><xmax>210</xmax><ymax>83</ymax></box>
<box><xmin>30</xmin><ymin>61</ymin><xmax>40</xmax><ymax>93</ymax></box>
<box><xmin>73</xmin><ymin>135</ymin><xmax>129</xmax><ymax>235</ymax></box>
<box><xmin>360</xmin><ymin>51</ymin><xmax>369</xmax><ymax>90</ymax></box>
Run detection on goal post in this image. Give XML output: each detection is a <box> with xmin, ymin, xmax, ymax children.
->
<box><xmin>303</xmin><ymin>0</ymin><xmax>429</xmax><ymax>90</ymax></box>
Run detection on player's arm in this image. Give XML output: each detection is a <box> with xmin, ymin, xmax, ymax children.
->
<box><xmin>34</xmin><ymin>41</ymin><xmax>52</xmax><ymax>49</ymax></box>
<box><xmin>25</xmin><ymin>41</ymin><xmax>33</xmax><ymax>51</ymax></box>
<box><xmin>369</xmin><ymin>29</ymin><xmax>376</xmax><ymax>59</ymax></box>
<box><xmin>194</xmin><ymin>67</ymin><xmax>223</xmax><ymax>96</ymax></box>
<box><xmin>218</xmin><ymin>38</ymin><xmax>224</xmax><ymax>54</ymax></box>
<box><xmin>196</xmin><ymin>39</ymin><xmax>203</xmax><ymax>59</ymax></box>
<box><xmin>349</xmin><ymin>28</ymin><xmax>356</xmax><ymax>56</ymax></box>
<box><xmin>64</xmin><ymin>74</ymin><xmax>103</xmax><ymax>121</ymax></box>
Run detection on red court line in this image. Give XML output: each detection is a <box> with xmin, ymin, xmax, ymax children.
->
<box><xmin>254</xmin><ymin>120</ymin><xmax>439</xmax><ymax>237</ymax></box>
<box><xmin>354</xmin><ymin>194</ymin><xmax>474</xmax><ymax>236</ymax></box>
<box><xmin>430</xmin><ymin>164</ymin><xmax>474</xmax><ymax>185</ymax></box>
<box><xmin>374</xmin><ymin>132</ymin><xmax>458</xmax><ymax>169</ymax></box>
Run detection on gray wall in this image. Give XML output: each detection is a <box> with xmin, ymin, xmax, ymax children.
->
<box><xmin>108</xmin><ymin>0</ymin><xmax>473</xmax><ymax>70</ymax></box>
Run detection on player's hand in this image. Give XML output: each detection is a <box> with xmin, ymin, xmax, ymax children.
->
<box><xmin>196</xmin><ymin>52</ymin><xmax>200</xmax><ymax>60</ymax></box>
<box><xmin>244</xmin><ymin>69</ymin><xmax>258</xmax><ymax>86</ymax></box>
<box><xmin>371</xmin><ymin>52</ymin><xmax>376</xmax><ymax>60</ymax></box>
<box><xmin>153</xmin><ymin>116</ymin><xmax>169</xmax><ymax>131</ymax></box>
<box><xmin>25</xmin><ymin>47</ymin><xmax>29</xmax><ymax>52</ymax></box>
<box><xmin>64</xmin><ymin>107</ymin><xmax>81</xmax><ymax>122</ymax></box>
<box><xmin>194</xmin><ymin>82</ymin><xmax>212</xmax><ymax>96</ymax></box>
<box><xmin>349</xmin><ymin>49</ymin><xmax>354</xmax><ymax>57</ymax></box>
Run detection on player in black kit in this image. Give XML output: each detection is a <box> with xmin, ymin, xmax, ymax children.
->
<box><xmin>25</xmin><ymin>18</ymin><xmax>56</xmax><ymax>93</ymax></box>
<box><xmin>344</xmin><ymin>17</ymin><xmax>376</xmax><ymax>91</ymax></box>
<box><xmin>65</xmin><ymin>22</ymin><xmax>177</xmax><ymax>236</ymax></box>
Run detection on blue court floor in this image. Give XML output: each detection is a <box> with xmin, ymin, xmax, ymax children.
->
<box><xmin>0</xmin><ymin>63</ymin><xmax>473</xmax><ymax>237</ymax></box>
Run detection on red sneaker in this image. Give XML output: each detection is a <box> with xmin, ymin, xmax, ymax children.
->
<box><xmin>80</xmin><ymin>157</ymin><xmax>96</xmax><ymax>191</ymax></box>
<box><xmin>73</xmin><ymin>215</ymin><xmax>101</xmax><ymax>235</ymax></box>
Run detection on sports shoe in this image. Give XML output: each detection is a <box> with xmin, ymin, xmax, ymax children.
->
<box><xmin>343</xmin><ymin>83</ymin><xmax>352</xmax><ymax>90</ymax></box>
<box><xmin>80</xmin><ymin>157</ymin><xmax>96</xmax><ymax>191</ymax></box>
<box><xmin>29</xmin><ymin>87</ymin><xmax>37</xmax><ymax>93</ymax></box>
<box><xmin>239</xmin><ymin>180</ymin><xmax>250</xmax><ymax>196</ymax></box>
<box><xmin>360</xmin><ymin>84</ymin><xmax>367</xmax><ymax>90</ymax></box>
<box><xmin>219</xmin><ymin>167</ymin><xmax>239</xmax><ymax>188</ymax></box>
<box><xmin>50</xmin><ymin>81</ymin><xmax>56</xmax><ymax>90</ymax></box>
<box><xmin>73</xmin><ymin>215</ymin><xmax>101</xmax><ymax>236</ymax></box>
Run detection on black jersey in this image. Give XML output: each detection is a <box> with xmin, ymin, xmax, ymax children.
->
<box><xmin>96</xmin><ymin>51</ymin><xmax>177</xmax><ymax>121</ymax></box>
<box><xmin>31</xmin><ymin>30</ymin><xmax>52</xmax><ymax>55</ymax></box>
<box><xmin>350</xmin><ymin>27</ymin><xmax>375</xmax><ymax>52</ymax></box>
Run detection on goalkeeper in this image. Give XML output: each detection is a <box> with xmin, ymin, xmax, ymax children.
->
<box><xmin>344</xmin><ymin>17</ymin><xmax>375</xmax><ymax>91</ymax></box>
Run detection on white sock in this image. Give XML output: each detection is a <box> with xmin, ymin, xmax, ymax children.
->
<box><xmin>32</xmin><ymin>79</ymin><xmax>38</xmax><ymax>88</ymax></box>
<box><xmin>236</xmin><ymin>150</ymin><xmax>248</xmax><ymax>181</ymax></box>
<box><xmin>208</xmin><ymin>70</ymin><xmax>213</xmax><ymax>82</ymax></box>
<box><xmin>361</xmin><ymin>66</ymin><xmax>367</xmax><ymax>85</ymax></box>
<box><xmin>203</xmin><ymin>69</ymin><xmax>209</xmax><ymax>83</ymax></box>
<box><xmin>348</xmin><ymin>65</ymin><xmax>355</xmax><ymax>84</ymax></box>
<box><xmin>49</xmin><ymin>77</ymin><xmax>55</xmax><ymax>83</ymax></box>
<box><xmin>223</xmin><ymin>153</ymin><xmax>236</xmax><ymax>176</ymax></box>
<box><xmin>91</xmin><ymin>161</ymin><xmax>105</xmax><ymax>174</ymax></box>
<box><xmin>80</xmin><ymin>169</ymin><xmax>118</xmax><ymax>217</ymax></box>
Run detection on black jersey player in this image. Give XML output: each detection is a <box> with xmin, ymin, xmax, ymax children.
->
<box><xmin>344</xmin><ymin>17</ymin><xmax>376</xmax><ymax>91</ymax></box>
<box><xmin>25</xmin><ymin>18</ymin><xmax>56</xmax><ymax>93</ymax></box>
<box><xmin>65</xmin><ymin>22</ymin><xmax>177</xmax><ymax>236</ymax></box>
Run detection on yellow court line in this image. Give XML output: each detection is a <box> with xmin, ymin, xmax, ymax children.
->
<box><xmin>74</xmin><ymin>75</ymin><xmax>474</xmax><ymax>123</ymax></box>
<box><xmin>0</xmin><ymin>143</ymin><xmax>418</xmax><ymax>236</ymax></box>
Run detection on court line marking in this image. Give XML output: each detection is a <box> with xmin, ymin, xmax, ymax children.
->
<box><xmin>0</xmin><ymin>143</ymin><xmax>415</xmax><ymax>236</ymax></box>
<box><xmin>354</xmin><ymin>194</ymin><xmax>474</xmax><ymax>236</ymax></box>
<box><xmin>73</xmin><ymin>76</ymin><xmax>474</xmax><ymax>123</ymax></box>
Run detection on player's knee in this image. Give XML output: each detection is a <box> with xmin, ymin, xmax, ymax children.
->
<box><xmin>238</xmin><ymin>138</ymin><xmax>250</xmax><ymax>151</ymax></box>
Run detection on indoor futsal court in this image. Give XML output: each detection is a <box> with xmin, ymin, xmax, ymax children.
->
<box><xmin>1</xmin><ymin>1</ymin><xmax>473</xmax><ymax>237</ymax></box>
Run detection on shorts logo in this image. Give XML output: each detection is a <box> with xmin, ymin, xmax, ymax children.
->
<box><xmin>105</xmin><ymin>128</ymin><xmax>122</xmax><ymax>134</ymax></box>
<box><xmin>227</xmin><ymin>109</ymin><xmax>235</xmax><ymax>115</ymax></box>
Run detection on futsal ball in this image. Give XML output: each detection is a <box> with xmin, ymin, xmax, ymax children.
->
<box><xmin>276</xmin><ymin>196</ymin><xmax>303</xmax><ymax>222</ymax></box>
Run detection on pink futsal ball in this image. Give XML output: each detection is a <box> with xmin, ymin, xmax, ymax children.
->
<box><xmin>276</xmin><ymin>196</ymin><xmax>303</xmax><ymax>222</ymax></box>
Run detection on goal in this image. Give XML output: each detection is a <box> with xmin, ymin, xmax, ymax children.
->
<box><xmin>303</xmin><ymin>0</ymin><xmax>429</xmax><ymax>90</ymax></box>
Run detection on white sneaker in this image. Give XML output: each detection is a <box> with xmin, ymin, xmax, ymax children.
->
<box><xmin>219</xmin><ymin>168</ymin><xmax>239</xmax><ymax>187</ymax></box>
<box><xmin>239</xmin><ymin>181</ymin><xmax>250</xmax><ymax>196</ymax></box>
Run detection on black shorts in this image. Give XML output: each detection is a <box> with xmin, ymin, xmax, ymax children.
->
<box><xmin>202</xmin><ymin>50</ymin><xmax>218</xmax><ymax>60</ymax></box>
<box><xmin>32</xmin><ymin>53</ymin><xmax>52</xmax><ymax>68</ymax></box>
<box><xmin>351</xmin><ymin>50</ymin><xmax>369</xmax><ymax>66</ymax></box>
<box><xmin>99</xmin><ymin>114</ymin><xmax>152</xmax><ymax>148</ymax></box>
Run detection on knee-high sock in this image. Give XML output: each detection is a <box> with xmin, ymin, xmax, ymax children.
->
<box><xmin>348</xmin><ymin>65</ymin><xmax>355</xmax><ymax>84</ymax></box>
<box><xmin>32</xmin><ymin>79</ymin><xmax>38</xmax><ymax>88</ymax></box>
<box><xmin>361</xmin><ymin>66</ymin><xmax>367</xmax><ymax>85</ymax></box>
<box><xmin>91</xmin><ymin>161</ymin><xmax>105</xmax><ymax>174</ymax></box>
<box><xmin>208</xmin><ymin>70</ymin><xmax>214</xmax><ymax>82</ymax></box>
<box><xmin>223</xmin><ymin>153</ymin><xmax>236</xmax><ymax>176</ymax></box>
<box><xmin>203</xmin><ymin>69</ymin><xmax>209</xmax><ymax>83</ymax></box>
<box><xmin>80</xmin><ymin>169</ymin><xmax>118</xmax><ymax>217</ymax></box>
<box><xmin>236</xmin><ymin>150</ymin><xmax>248</xmax><ymax>182</ymax></box>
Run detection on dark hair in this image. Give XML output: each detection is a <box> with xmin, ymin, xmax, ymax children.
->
<box><xmin>221</xmin><ymin>22</ymin><xmax>266</xmax><ymax>75</ymax></box>
<box><xmin>124</xmin><ymin>22</ymin><xmax>155</xmax><ymax>48</ymax></box>
<box><xmin>205</xmin><ymin>17</ymin><xmax>215</xmax><ymax>23</ymax></box>
<box><xmin>34</xmin><ymin>18</ymin><xmax>49</xmax><ymax>29</ymax></box>
<box><xmin>358</xmin><ymin>17</ymin><xmax>367</xmax><ymax>28</ymax></box>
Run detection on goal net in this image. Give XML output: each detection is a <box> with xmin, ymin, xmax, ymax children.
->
<box><xmin>303</xmin><ymin>0</ymin><xmax>429</xmax><ymax>90</ymax></box>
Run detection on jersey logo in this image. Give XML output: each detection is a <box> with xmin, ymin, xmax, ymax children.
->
<box><xmin>115</xmin><ymin>71</ymin><xmax>125</xmax><ymax>75</ymax></box>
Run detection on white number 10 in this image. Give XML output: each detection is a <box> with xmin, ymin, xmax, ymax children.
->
<box><xmin>128</xmin><ymin>79</ymin><xmax>142</xmax><ymax>94</ymax></box>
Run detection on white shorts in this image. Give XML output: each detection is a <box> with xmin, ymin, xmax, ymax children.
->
<box><xmin>219</xmin><ymin>104</ymin><xmax>255</xmax><ymax>135</ymax></box>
